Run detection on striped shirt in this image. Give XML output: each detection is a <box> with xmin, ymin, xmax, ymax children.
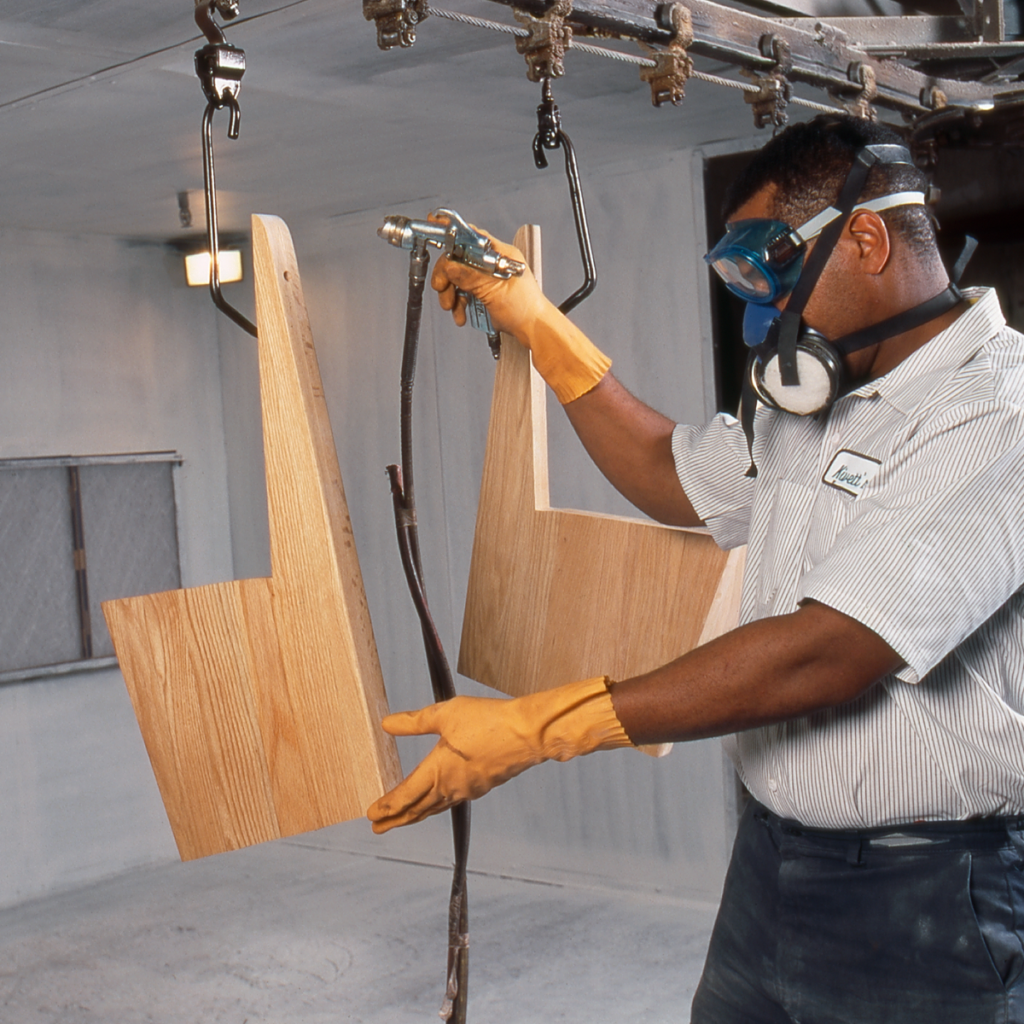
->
<box><xmin>672</xmin><ymin>288</ymin><xmax>1024</xmax><ymax>828</ymax></box>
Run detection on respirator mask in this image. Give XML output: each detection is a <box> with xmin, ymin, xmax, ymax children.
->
<box><xmin>705</xmin><ymin>142</ymin><xmax>966</xmax><ymax>466</ymax></box>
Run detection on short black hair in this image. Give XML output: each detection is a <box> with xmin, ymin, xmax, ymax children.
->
<box><xmin>723</xmin><ymin>115</ymin><xmax>936</xmax><ymax>258</ymax></box>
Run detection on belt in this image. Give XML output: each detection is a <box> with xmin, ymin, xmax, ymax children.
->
<box><xmin>752</xmin><ymin>802</ymin><xmax>1024</xmax><ymax>864</ymax></box>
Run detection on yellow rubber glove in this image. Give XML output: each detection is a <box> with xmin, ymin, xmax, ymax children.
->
<box><xmin>430</xmin><ymin>231</ymin><xmax>611</xmax><ymax>404</ymax></box>
<box><xmin>367</xmin><ymin>676</ymin><xmax>633</xmax><ymax>833</ymax></box>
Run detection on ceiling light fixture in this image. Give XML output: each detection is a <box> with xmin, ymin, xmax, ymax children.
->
<box><xmin>184</xmin><ymin>249</ymin><xmax>243</xmax><ymax>287</ymax></box>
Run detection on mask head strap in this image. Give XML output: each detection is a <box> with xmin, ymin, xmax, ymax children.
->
<box><xmin>775</xmin><ymin>143</ymin><xmax>914</xmax><ymax>387</ymax></box>
<box><xmin>828</xmin><ymin>233</ymin><xmax>975</xmax><ymax>356</ymax></box>
<box><xmin>951</xmin><ymin>235</ymin><xmax>979</xmax><ymax>284</ymax></box>
<box><xmin>740</xmin><ymin>353</ymin><xmax>761</xmax><ymax>478</ymax></box>
<box><xmin>831</xmin><ymin>284</ymin><xmax>961</xmax><ymax>356</ymax></box>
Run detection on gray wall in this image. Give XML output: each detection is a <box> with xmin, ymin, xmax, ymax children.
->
<box><xmin>0</xmin><ymin>145</ymin><xmax>750</xmax><ymax>909</ymax></box>
<box><xmin>0</xmin><ymin>229</ymin><xmax>237</xmax><ymax>907</ymax></box>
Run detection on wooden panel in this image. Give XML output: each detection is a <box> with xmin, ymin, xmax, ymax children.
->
<box><xmin>103</xmin><ymin>214</ymin><xmax>401</xmax><ymax>861</ymax></box>
<box><xmin>459</xmin><ymin>224</ymin><xmax>745</xmax><ymax>698</ymax></box>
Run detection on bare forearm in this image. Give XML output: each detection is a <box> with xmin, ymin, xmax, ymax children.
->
<box><xmin>563</xmin><ymin>374</ymin><xmax>703</xmax><ymax>527</ymax></box>
<box><xmin>432</xmin><ymin>243</ymin><xmax>700</xmax><ymax>525</ymax></box>
<box><xmin>609</xmin><ymin>600</ymin><xmax>904</xmax><ymax>745</ymax></box>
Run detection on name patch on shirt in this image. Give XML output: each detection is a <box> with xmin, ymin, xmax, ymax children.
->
<box><xmin>822</xmin><ymin>450</ymin><xmax>880</xmax><ymax>497</ymax></box>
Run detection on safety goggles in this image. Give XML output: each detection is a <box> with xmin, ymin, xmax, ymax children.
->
<box><xmin>705</xmin><ymin>191</ymin><xmax>926</xmax><ymax>305</ymax></box>
<box><xmin>704</xmin><ymin>218</ymin><xmax>805</xmax><ymax>304</ymax></box>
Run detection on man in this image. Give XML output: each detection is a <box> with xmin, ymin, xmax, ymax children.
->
<box><xmin>368</xmin><ymin>115</ymin><xmax>1024</xmax><ymax>1022</ymax></box>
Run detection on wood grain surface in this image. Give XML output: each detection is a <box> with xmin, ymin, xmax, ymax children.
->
<box><xmin>458</xmin><ymin>225</ymin><xmax>745</xmax><ymax>701</ymax></box>
<box><xmin>103</xmin><ymin>215</ymin><xmax>401</xmax><ymax>861</ymax></box>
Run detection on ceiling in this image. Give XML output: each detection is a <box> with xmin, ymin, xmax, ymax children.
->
<box><xmin>0</xmin><ymin>0</ymin><xmax>838</xmax><ymax>243</ymax></box>
<box><xmin>0</xmin><ymin>0</ymin><xmax>739</xmax><ymax>241</ymax></box>
<box><xmin>0</xmin><ymin>1</ymin><xmax>1018</xmax><ymax>244</ymax></box>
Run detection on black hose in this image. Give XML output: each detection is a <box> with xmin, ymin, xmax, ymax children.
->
<box><xmin>386</xmin><ymin>241</ymin><xmax>471</xmax><ymax>1024</ymax></box>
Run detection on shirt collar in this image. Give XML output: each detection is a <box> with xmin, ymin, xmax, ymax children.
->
<box><xmin>842</xmin><ymin>287</ymin><xmax>1005</xmax><ymax>414</ymax></box>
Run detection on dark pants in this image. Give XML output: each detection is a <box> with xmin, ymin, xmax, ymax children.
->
<box><xmin>691</xmin><ymin>800</ymin><xmax>1024</xmax><ymax>1023</ymax></box>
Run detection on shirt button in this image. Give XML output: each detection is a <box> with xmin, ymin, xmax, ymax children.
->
<box><xmin>768</xmin><ymin>779</ymin><xmax>779</xmax><ymax>793</ymax></box>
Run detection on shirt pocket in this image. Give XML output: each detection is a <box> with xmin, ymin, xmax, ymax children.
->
<box><xmin>753</xmin><ymin>477</ymin><xmax>819</xmax><ymax>616</ymax></box>
<box><xmin>803</xmin><ymin>479</ymin><xmax>863</xmax><ymax>571</ymax></box>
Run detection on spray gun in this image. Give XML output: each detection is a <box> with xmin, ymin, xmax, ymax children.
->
<box><xmin>379</xmin><ymin>208</ymin><xmax>526</xmax><ymax>354</ymax></box>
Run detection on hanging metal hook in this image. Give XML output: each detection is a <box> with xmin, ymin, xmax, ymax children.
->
<box><xmin>532</xmin><ymin>78</ymin><xmax>596</xmax><ymax>315</ymax></box>
<box><xmin>195</xmin><ymin>0</ymin><xmax>240</xmax><ymax>46</ymax></box>
<box><xmin>200</xmin><ymin>99</ymin><xmax>256</xmax><ymax>336</ymax></box>
<box><xmin>193</xmin><ymin>0</ymin><xmax>256</xmax><ymax>336</ymax></box>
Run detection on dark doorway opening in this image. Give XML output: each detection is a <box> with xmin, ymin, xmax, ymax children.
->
<box><xmin>703</xmin><ymin>149</ymin><xmax>759</xmax><ymax>416</ymax></box>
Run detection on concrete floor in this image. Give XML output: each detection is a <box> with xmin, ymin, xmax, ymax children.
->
<box><xmin>0</xmin><ymin>827</ymin><xmax>718</xmax><ymax>1024</ymax></box>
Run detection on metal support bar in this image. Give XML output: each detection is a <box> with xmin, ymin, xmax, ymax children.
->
<box><xmin>68</xmin><ymin>466</ymin><xmax>93</xmax><ymax>661</ymax></box>
<box><xmin>494</xmin><ymin>0</ymin><xmax>675</xmax><ymax>43</ymax></box>
<box><xmin>780</xmin><ymin>16</ymin><xmax>980</xmax><ymax>51</ymax></box>
<box><xmin>975</xmin><ymin>0</ymin><xmax>1006</xmax><ymax>42</ymax></box>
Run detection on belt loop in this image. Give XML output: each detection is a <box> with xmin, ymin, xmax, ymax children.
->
<box><xmin>846</xmin><ymin>838</ymin><xmax>864</xmax><ymax>866</ymax></box>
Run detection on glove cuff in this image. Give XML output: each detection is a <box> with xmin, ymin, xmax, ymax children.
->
<box><xmin>520</xmin><ymin>675</ymin><xmax>633</xmax><ymax>762</ymax></box>
<box><xmin>527</xmin><ymin>308</ymin><xmax>612</xmax><ymax>405</ymax></box>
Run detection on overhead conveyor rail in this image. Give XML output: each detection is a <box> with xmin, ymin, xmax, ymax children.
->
<box><xmin>424</xmin><ymin>4</ymin><xmax>841</xmax><ymax>116</ymax></box>
<box><xmin>365</xmin><ymin>0</ymin><xmax>1024</xmax><ymax>132</ymax></box>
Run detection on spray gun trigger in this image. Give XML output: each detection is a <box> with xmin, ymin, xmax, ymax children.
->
<box><xmin>463</xmin><ymin>293</ymin><xmax>495</xmax><ymax>334</ymax></box>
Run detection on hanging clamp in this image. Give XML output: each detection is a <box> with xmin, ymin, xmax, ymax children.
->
<box><xmin>194</xmin><ymin>0</ymin><xmax>240</xmax><ymax>44</ymax></box>
<box><xmin>743</xmin><ymin>35</ymin><xmax>792</xmax><ymax>130</ymax></box>
<box><xmin>363</xmin><ymin>0</ymin><xmax>428</xmax><ymax>50</ymax></box>
<box><xmin>533</xmin><ymin>80</ymin><xmax>563</xmax><ymax>160</ymax></box>
<box><xmin>832</xmin><ymin>62</ymin><xmax>878</xmax><ymax>121</ymax></box>
<box><xmin>194</xmin><ymin>0</ymin><xmax>246</xmax><ymax>137</ymax></box>
<box><xmin>638</xmin><ymin>4</ymin><xmax>693</xmax><ymax>107</ymax></box>
<box><xmin>514</xmin><ymin>0</ymin><xmax>574</xmax><ymax>83</ymax></box>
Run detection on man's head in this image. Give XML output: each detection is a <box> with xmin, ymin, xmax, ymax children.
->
<box><xmin>714</xmin><ymin>114</ymin><xmax>963</xmax><ymax>407</ymax></box>
<box><xmin>723</xmin><ymin>114</ymin><xmax>937</xmax><ymax>262</ymax></box>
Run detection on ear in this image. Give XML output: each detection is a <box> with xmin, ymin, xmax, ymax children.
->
<box><xmin>847</xmin><ymin>209</ymin><xmax>891</xmax><ymax>275</ymax></box>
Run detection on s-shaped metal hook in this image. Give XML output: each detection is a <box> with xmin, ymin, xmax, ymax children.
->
<box><xmin>532</xmin><ymin>78</ymin><xmax>596</xmax><ymax>315</ymax></box>
<box><xmin>194</xmin><ymin>0</ymin><xmax>257</xmax><ymax>337</ymax></box>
